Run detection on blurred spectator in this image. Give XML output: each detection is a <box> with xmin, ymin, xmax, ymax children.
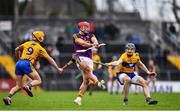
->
<box><xmin>65</xmin><ymin>22</ymin><xmax>74</xmax><ymax>39</ymax></box>
<box><xmin>24</xmin><ymin>32</ymin><xmax>33</xmax><ymax>41</ymax></box>
<box><xmin>94</xmin><ymin>22</ymin><xmax>105</xmax><ymax>42</ymax></box>
<box><xmin>126</xmin><ymin>34</ymin><xmax>142</xmax><ymax>45</ymax></box>
<box><xmin>0</xmin><ymin>47</ymin><xmax>2</xmax><ymax>55</ymax></box>
<box><xmin>168</xmin><ymin>23</ymin><xmax>177</xmax><ymax>44</ymax></box>
<box><xmin>162</xmin><ymin>48</ymin><xmax>170</xmax><ymax>66</ymax></box>
<box><xmin>56</xmin><ymin>36</ymin><xmax>64</xmax><ymax>53</ymax></box>
<box><xmin>154</xmin><ymin>45</ymin><xmax>163</xmax><ymax>65</ymax></box>
<box><xmin>147</xmin><ymin>59</ymin><xmax>157</xmax><ymax>93</ymax></box>
<box><xmin>132</xmin><ymin>34</ymin><xmax>142</xmax><ymax>44</ymax></box>
<box><xmin>51</xmin><ymin>46</ymin><xmax>60</xmax><ymax>66</ymax></box>
<box><xmin>169</xmin><ymin>23</ymin><xmax>177</xmax><ymax>35</ymax></box>
<box><xmin>126</xmin><ymin>33</ymin><xmax>133</xmax><ymax>42</ymax></box>
<box><xmin>105</xmin><ymin>22</ymin><xmax>119</xmax><ymax>40</ymax></box>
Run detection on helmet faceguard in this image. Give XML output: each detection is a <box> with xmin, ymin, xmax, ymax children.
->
<box><xmin>78</xmin><ymin>21</ymin><xmax>90</xmax><ymax>34</ymax></box>
<box><xmin>125</xmin><ymin>43</ymin><xmax>136</xmax><ymax>56</ymax></box>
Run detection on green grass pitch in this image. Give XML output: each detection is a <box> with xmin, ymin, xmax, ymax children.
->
<box><xmin>1</xmin><ymin>91</ymin><xmax>180</xmax><ymax>110</ymax></box>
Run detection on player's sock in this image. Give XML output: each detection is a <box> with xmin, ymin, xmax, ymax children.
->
<box><xmin>78</xmin><ymin>92</ymin><xmax>84</xmax><ymax>97</ymax></box>
<box><xmin>95</xmin><ymin>80</ymin><xmax>99</xmax><ymax>85</ymax></box>
<box><xmin>23</xmin><ymin>85</ymin><xmax>33</xmax><ymax>97</ymax></box>
<box><xmin>27</xmin><ymin>82</ymin><xmax>32</xmax><ymax>89</ymax></box>
<box><xmin>8</xmin><ymin>93</ymin><xmax>13</xmax><ymax>98</ymax></box>
<box><xmin>123</xmin><ymin>98</ymin><xmax>128</xmax><ymax>105</ymax></box>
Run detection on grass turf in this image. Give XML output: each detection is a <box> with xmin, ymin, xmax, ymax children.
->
<box><xmin>1</xmin><ymin>91</ymin><xmax>180</xmax><ymax>110</ymax></box>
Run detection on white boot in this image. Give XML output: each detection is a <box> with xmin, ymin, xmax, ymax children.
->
<box><xmin>74</xmin><ymin>97</ymin><xmax>82</xmax><ymax>105</ymax></box>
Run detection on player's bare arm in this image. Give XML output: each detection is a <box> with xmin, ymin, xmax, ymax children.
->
<box><xmin>91</xmin><ymin>35</ymin><xmax>99</xmax><ymax>48</ymax></box>
<box><xmin>106</xmin><ymin>59</ymin><xmax>122</xmax><ymax>66</ymax></box>
<box><xmin>15</xmin><ymin>46</ymin><xmax>23</xmax><ymax>59</ymax></box>
<box><xmin>137</xmin><ymin>60</ymin><xmax>156</xmax><ymax>75</ymax></box>
<box><xmin>45</xmin><ymin>56</ymin><xmax>62</xmax><ymax>73</ymax></box>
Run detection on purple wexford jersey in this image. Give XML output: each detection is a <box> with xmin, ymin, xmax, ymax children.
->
<box><xmin>73</xmin><ymin>32</ymin><xmax>94</xmax><ymax>58</ymax></box>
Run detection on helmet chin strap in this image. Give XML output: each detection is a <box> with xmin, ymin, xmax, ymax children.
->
<box><xmin>32</xmin><ymin>34</ymin><xmax>41</xmax><ymax>43</ymax></box>
<box><xmin>32</xmin><ymin>34</ymin><xmax>38</xmax><ymax>41</ymax></box>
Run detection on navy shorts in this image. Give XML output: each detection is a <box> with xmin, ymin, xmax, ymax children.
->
<box><xmin>15</xmin><ymin>60</ymin><xmax>33</xmax><ymax>75</ymax></box>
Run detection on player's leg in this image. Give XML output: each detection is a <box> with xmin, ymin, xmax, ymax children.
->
<box><xmin>152</xmin><ymin>79</ymin><xmax>157</xmax><ymax>93</ymax></box>
<box><xmin>89</xmin><ymin>70</ymin><xmax>98</xmax><ymax>96</ymax></box>
<box><xmin>135</xmin><ymin>76</ymin><xmax>158</xmax><ymax>105</ymax></box>
<box><xmin>89</xmin><ymin>73</ymin><xmax>105</xmax><ymax>89</ymax></box>
<box><xmin>109</xmin><ymin>75</ymin><xmax>114</xmax><ymax>95</ymax></box>
<box><xmin>78</xmin><ymin>59</ymin><xmax>105</xmax><ymax>89</ymax></box>
<box><xmin>27</xmin><ymin>70</ymin><xmax>42</xmax><ymax>87</ymax></box>
<box><xmin>118</xmin><ymin>73</ymin><xmax>131</xmax><ymax>105</ymax></box>
<box><xmin>134</xmin><ymin>85</ymin><xmax>138</xmax><ymax>95</ymax></box>
<box><xmin>123</xmin><ymin>76</ymin><xmax>131</xmax><ymax>105</ymax></box>
<box><xmin>3</xmin><ymin>75</ymin><xmax>23</xmax><ymax>105</ymax></box>
<box><xmin>74</xmin><ymin>75</ymin><xmax>89</xmax><ymax>105</ymax></box>
<box><xmin>3</xmin><ymin>60</ymin><xmax>24</xmax><ymax>105</ymax></box>
<box><xmin>116</xmin><ymin>80</ymin><xmax>120</xmax><ymax>95</ymax></box>
<box><xmin>24</xmin><ymin>70</ymin><xmax>42</xmax><ymax>97</ymax></box>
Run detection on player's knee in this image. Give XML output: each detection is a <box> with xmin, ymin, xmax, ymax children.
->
<box><xmin>124</xmin><ymin>77</ymin><xmax>131</xmax><ymax>83</ymax></box>
<box><xmin>84</xmin><ymin>66</ymin><xmax>91</xmax><ymax>73</ymax></box>
<box><xmin>16</xmin><ymin>85</ymin><xmax>21</xmax><ymax>90</ymax></box>
<box><xmin>141</xmin><ymin>80</ymin><xmax>147</xmax><ymax>87</ymax></box>
<box><xmin>35</xmin><ymin>77</ymin><xmax>42</xmax><ymax>84</ymax></box>
<box><xmin>83</xmin><ymin>79</ymin><xmax>89</xmax><ymax>85</ymax></box>
<box><xmin>85</xmin><ymin>80</ymin><xmax>89</xmax><ymax>85</ymax></box>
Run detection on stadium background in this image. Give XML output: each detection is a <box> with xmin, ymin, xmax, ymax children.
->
<box><xmin>0</xmin><ymin>0</ymin><xmax>180</xmax><ymax>110</ymax></box>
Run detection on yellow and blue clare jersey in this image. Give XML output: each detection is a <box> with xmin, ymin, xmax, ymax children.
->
<box><xmin>20</xmin><ymin>41</ymin><xmax>49</xmax><ymax>65</ymax></box>
<box><xmin>15</xmin><ymin>41</ymin><xmax>49</xmax><ymax>75</ymax></box>
<box><xmin>119</xmin><ymin>52</ymin><xmax>140</xmax><ymax>73</ymax></box>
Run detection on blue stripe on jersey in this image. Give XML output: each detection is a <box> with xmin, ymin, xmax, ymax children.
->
<box><xmin>122</xmin><ymin>62</ymin><xmax>136</xmax><ymax>68</ymax></box>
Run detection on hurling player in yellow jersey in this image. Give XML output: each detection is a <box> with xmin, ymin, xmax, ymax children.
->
<box><xmin>106</xmin><ymin>43</ymin><xmax>158</xmax><ymax>105</ymax></box>
<box><xmin>3</xmin><ymin>31</ymin><xmax>62</xmax><ymax>105</ymax></box>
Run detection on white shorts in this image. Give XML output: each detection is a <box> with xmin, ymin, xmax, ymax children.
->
<box><xmin>118</xmin><ymin>72</ymin><xmax>140</xmax><ymax>85</ymax></box>
<box><xmin>76</xmin><ymin>56</ymin><xmax>93</xmax><ymax>71</ymax></box>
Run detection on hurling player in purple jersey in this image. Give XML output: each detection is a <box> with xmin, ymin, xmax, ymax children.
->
<box><xmin>72</xmin><ymin>21</ymin><xmax>105</xmax><ymax>105</ymax></box>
